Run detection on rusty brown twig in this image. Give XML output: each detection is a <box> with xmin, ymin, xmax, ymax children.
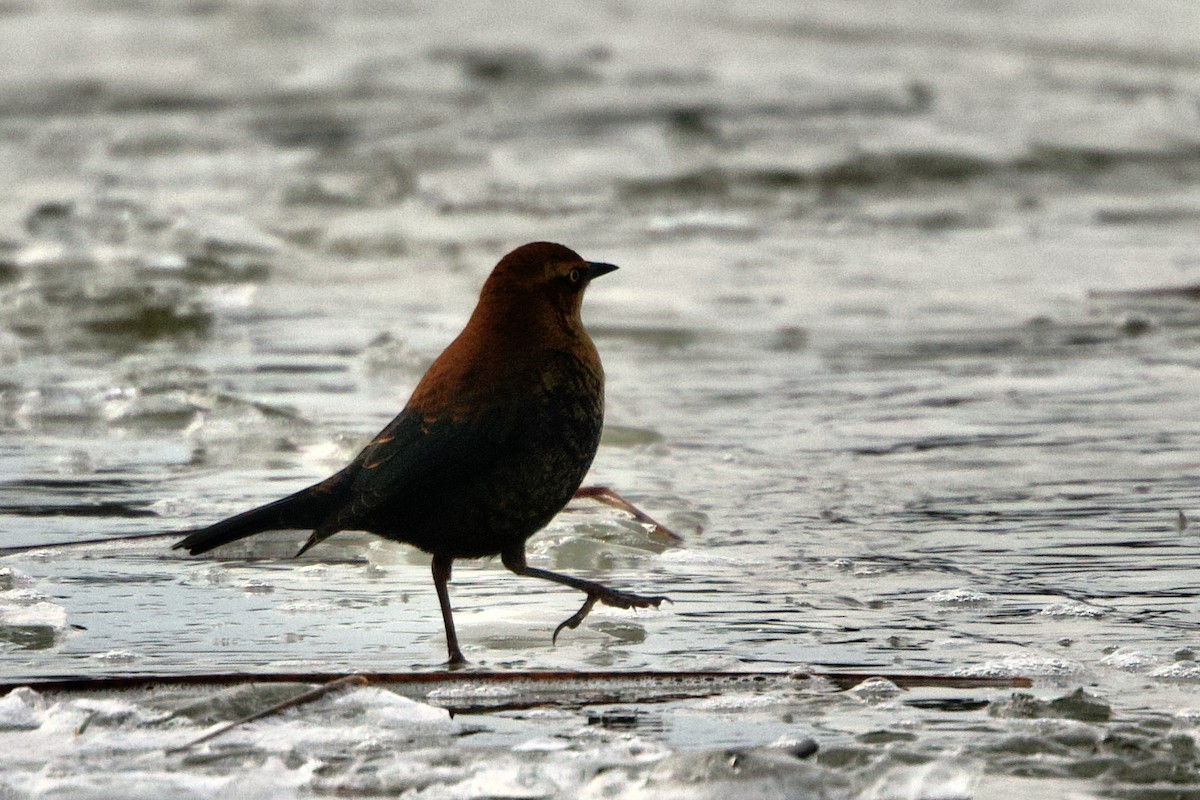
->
<box><xmin>0</xmin><ymin>531</ymin><xmax>179</xmax><ymax>557</ymax></box>
<box><xmin>573</xmin><ymin>485</ymin><xmax>684</xmax><ymax>542</ymax></box>
<box><xmin>6</xmin><ymin>668</ymin><xmax>1031</xmax><ymax>717</ymax></box>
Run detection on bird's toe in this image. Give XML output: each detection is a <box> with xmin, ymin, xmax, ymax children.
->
<box><xmin>552</xmin><ymin>588</ymin><xmax>668</xmax><ymax>645</ymax></box>
<box><xmin>552</xmin><ymin>594</ymin><xmax>599</xmax><ymax>644</ymax></box>
<box><xmin>598</xmin><ymin>588</ymin><xmax>668</xmax><ymax>611</ymax></box>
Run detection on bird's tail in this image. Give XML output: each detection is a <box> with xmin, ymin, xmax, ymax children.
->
<box><xmin>173</xmin><ymin>474</ymin><xmax>347</xmax><ymax>556</ymax></box>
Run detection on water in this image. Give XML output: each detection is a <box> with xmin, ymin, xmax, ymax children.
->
<box><xmin>3</xmin><ymin>0</ymin><xmax>1200</xmax><ymax>796</ymax></box>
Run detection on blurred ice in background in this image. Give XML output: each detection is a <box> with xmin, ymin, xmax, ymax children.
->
<box><xmin>2</xmin><ymin>1</ymin><xmax>1200</xmax><ymax>796</ymax></box>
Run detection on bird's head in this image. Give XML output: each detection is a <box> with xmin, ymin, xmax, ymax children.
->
<box><xmin>477</xmin><ymin>242</ymin><xmax>618</xmax><ymax>328</ymax></box>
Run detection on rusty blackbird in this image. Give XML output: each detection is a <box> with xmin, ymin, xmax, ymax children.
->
<box><xmin>175</xmin><ymin>242</ymin><xmax>667</xmax><ymax>664</ymax></box>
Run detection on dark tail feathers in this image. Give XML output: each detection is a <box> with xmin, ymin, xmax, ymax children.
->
<box><xmin>173</xmin><ymin>478</ymin><xmax>344</xmax><ymax>555</ymax></box>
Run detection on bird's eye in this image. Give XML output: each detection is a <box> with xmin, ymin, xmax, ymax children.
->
<box><xmin>567</xmin><ymin>268</ymin><xmax>582</xmax><ymax>284</ymax></box>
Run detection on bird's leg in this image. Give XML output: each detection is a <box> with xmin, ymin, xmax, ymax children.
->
<box><xmin>572</xmin><ymin>486</ymin><xmax>683</xmax><ymax>542</ymax></box>
<box><xmin>431</xmin><ymin>554</ymin><xmax>466</xmax><ymax>667</ymax></box>
<box><xmin>501</xmin><ymin>549</ymin><xmax>668</xmax><ymax>644</ymax></box>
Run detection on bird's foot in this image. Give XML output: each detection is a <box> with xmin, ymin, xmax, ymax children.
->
<box><xmin>445</xmin><ymin>645</ymin><xmax>468</xmax><ymax>669</ymax></box>
<box><xmin>552</xmin><ymin>587</ymin><xmax>668</xmax><ymax>644</ymax></box>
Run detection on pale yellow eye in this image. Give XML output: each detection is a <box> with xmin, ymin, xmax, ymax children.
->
<box><xmin>568</xmin><ymin>268</ymin><xmax>582</xmax><ymax>284</ymax></box>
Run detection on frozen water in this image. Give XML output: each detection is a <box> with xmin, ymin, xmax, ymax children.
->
<box><xmin>925</xmin><ymin>588</ymin><xmax>994</xmax><ymax>605</ymax></box>
<box><xmin>3</xmin><ymin>0</ymin><xmax>1200</xmax><ymax>796</ymax></box>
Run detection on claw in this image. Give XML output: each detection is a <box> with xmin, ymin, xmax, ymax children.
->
<box><xmin>553</xmin><ymin>594</ymin><xmax>599</xmax><ymax>644</ymax></box>
<box><xmin>551</xmin><ymin>590</ymin><xmax>669</xmax><ymax>645</ymax></box>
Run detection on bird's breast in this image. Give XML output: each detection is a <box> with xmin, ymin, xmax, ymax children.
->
<box><xmin>538</xmin><ymin>347</ymin><xmax>604</xmax><ymax>429</ymax></box>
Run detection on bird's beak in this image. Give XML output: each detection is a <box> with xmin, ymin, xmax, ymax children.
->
<box><xmin>585</xmin><ymin>261</ymin><xmax>619</xmax><ymax>281</ymax></box>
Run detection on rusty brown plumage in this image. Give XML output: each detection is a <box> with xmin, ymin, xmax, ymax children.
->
<box><xmin>174</xmin><ymin>242</ymin><xmax>667</xmax><ymax>664</ymax></box>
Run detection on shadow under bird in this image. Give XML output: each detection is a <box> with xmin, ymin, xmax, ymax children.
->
<box><xmin>174</xmin><ymin>241</ymin><xmax>668</xmax><ymax>664</ymax></box>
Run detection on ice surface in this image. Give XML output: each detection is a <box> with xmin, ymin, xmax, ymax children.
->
<box><xmin>0</xmin><ymin>688</ymin><xmax>44</xmax><ymax>731</ymax></box>
<box><xmin>3</xmin><ymin>0</ymin><xmax>1200</xmax><ymax>796</ymax></box>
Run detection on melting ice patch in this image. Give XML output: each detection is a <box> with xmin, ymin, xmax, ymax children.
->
<box><xmin>275</xmin><ymin>599</ymin><xmax>341</xmax><ymax>614</ymax></box>
<box><xmin>859</xmin><ymin>759</ymin><xmax>980</xmax><ymax>800</ymax></box>
<box><xmin>578</xmin><ymin>748</ymin><xmax>846</xmax><ymax>800</ymax></box>
<box><xmin>0</xmin><ymin>687</ymin><xmax>45</xmax><ymax>731</ymax></box>
<box><xmin>925</xmin><ymin>588</ymin><xmax>994</xmax><ymax>605</ymax></box>
<box><xmin>688</xmin><ymin>692</ymin><xmax>792</xmax><ymax>711</ymax></box>
<box><xmin>513</xmin><ymin>736</ymin><xmax>573</xmax><ymax>752</ymax></box>
<box><xmin>1150</xmin><ymin>662</ymin><xmax>1200</xmax><ymax>681</ymax></box>
<box><xmin>2</xmin><ymin>757</ymin><xmax>314</xmax><ymax>800</ymax></box>
<box><xmin>847</xmin><ymin>677</ymin><xmax>903</xmax><ymax>702</ymax></box>
<box><xmin>954</xmin><ymin>654</ymin><xmax>1085</xmax><ymax>678</ymax></box>
<box><xmin>1039</xmin><ymin>600</ymin><xmax>1105</xmax><ymax>618</ymax></box>
<box><xmin>0</xmin><ymin>587</ymin><xmax>68</xmax><ymax>649</ymax></box>
<box><xmin>1099</xmin><ymin>649</ymin><xmax>1160</xmax><ymax>671</ymax></box>
<box><xmin>329</xmin><ymin>687</ymin><xmax>454</xmax><ymax>730</ymax></box>
<box><xmin>0</xmin><ymin>567</ymin><xmax>35</xmax><ymax>591</ymax></box>
<box><xmin>91</xmin><ymin>649</ymin><xmax>142</xmax><ymax>665</ymax></box>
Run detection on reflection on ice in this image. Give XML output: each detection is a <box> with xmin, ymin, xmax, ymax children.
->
<box><xmin>0</xmin><ymin>573</ymin><xmax>68</xmax><ymax>651</ymax></box>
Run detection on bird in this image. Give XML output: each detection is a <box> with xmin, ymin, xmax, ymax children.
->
<box><xmin>174</xmin><ymin>242</ymin><xmax>668</xmax><ymax>665</ymax></box>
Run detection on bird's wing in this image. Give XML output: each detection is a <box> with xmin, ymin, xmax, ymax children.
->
<box><xmin>327</xmin><ymin>401</ymin><xmax>528</xmax><ymax>531</ymax></box>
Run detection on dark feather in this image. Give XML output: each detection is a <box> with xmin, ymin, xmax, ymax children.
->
<box><xmin>172</xmin><ymin>469</ymin><xmax>353</xmax><ymax>555</ymax></box>
<box><xmin>330</xmin><ymin>403</ymin><xmax>528</xmax><ymax>534</ymax></box>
